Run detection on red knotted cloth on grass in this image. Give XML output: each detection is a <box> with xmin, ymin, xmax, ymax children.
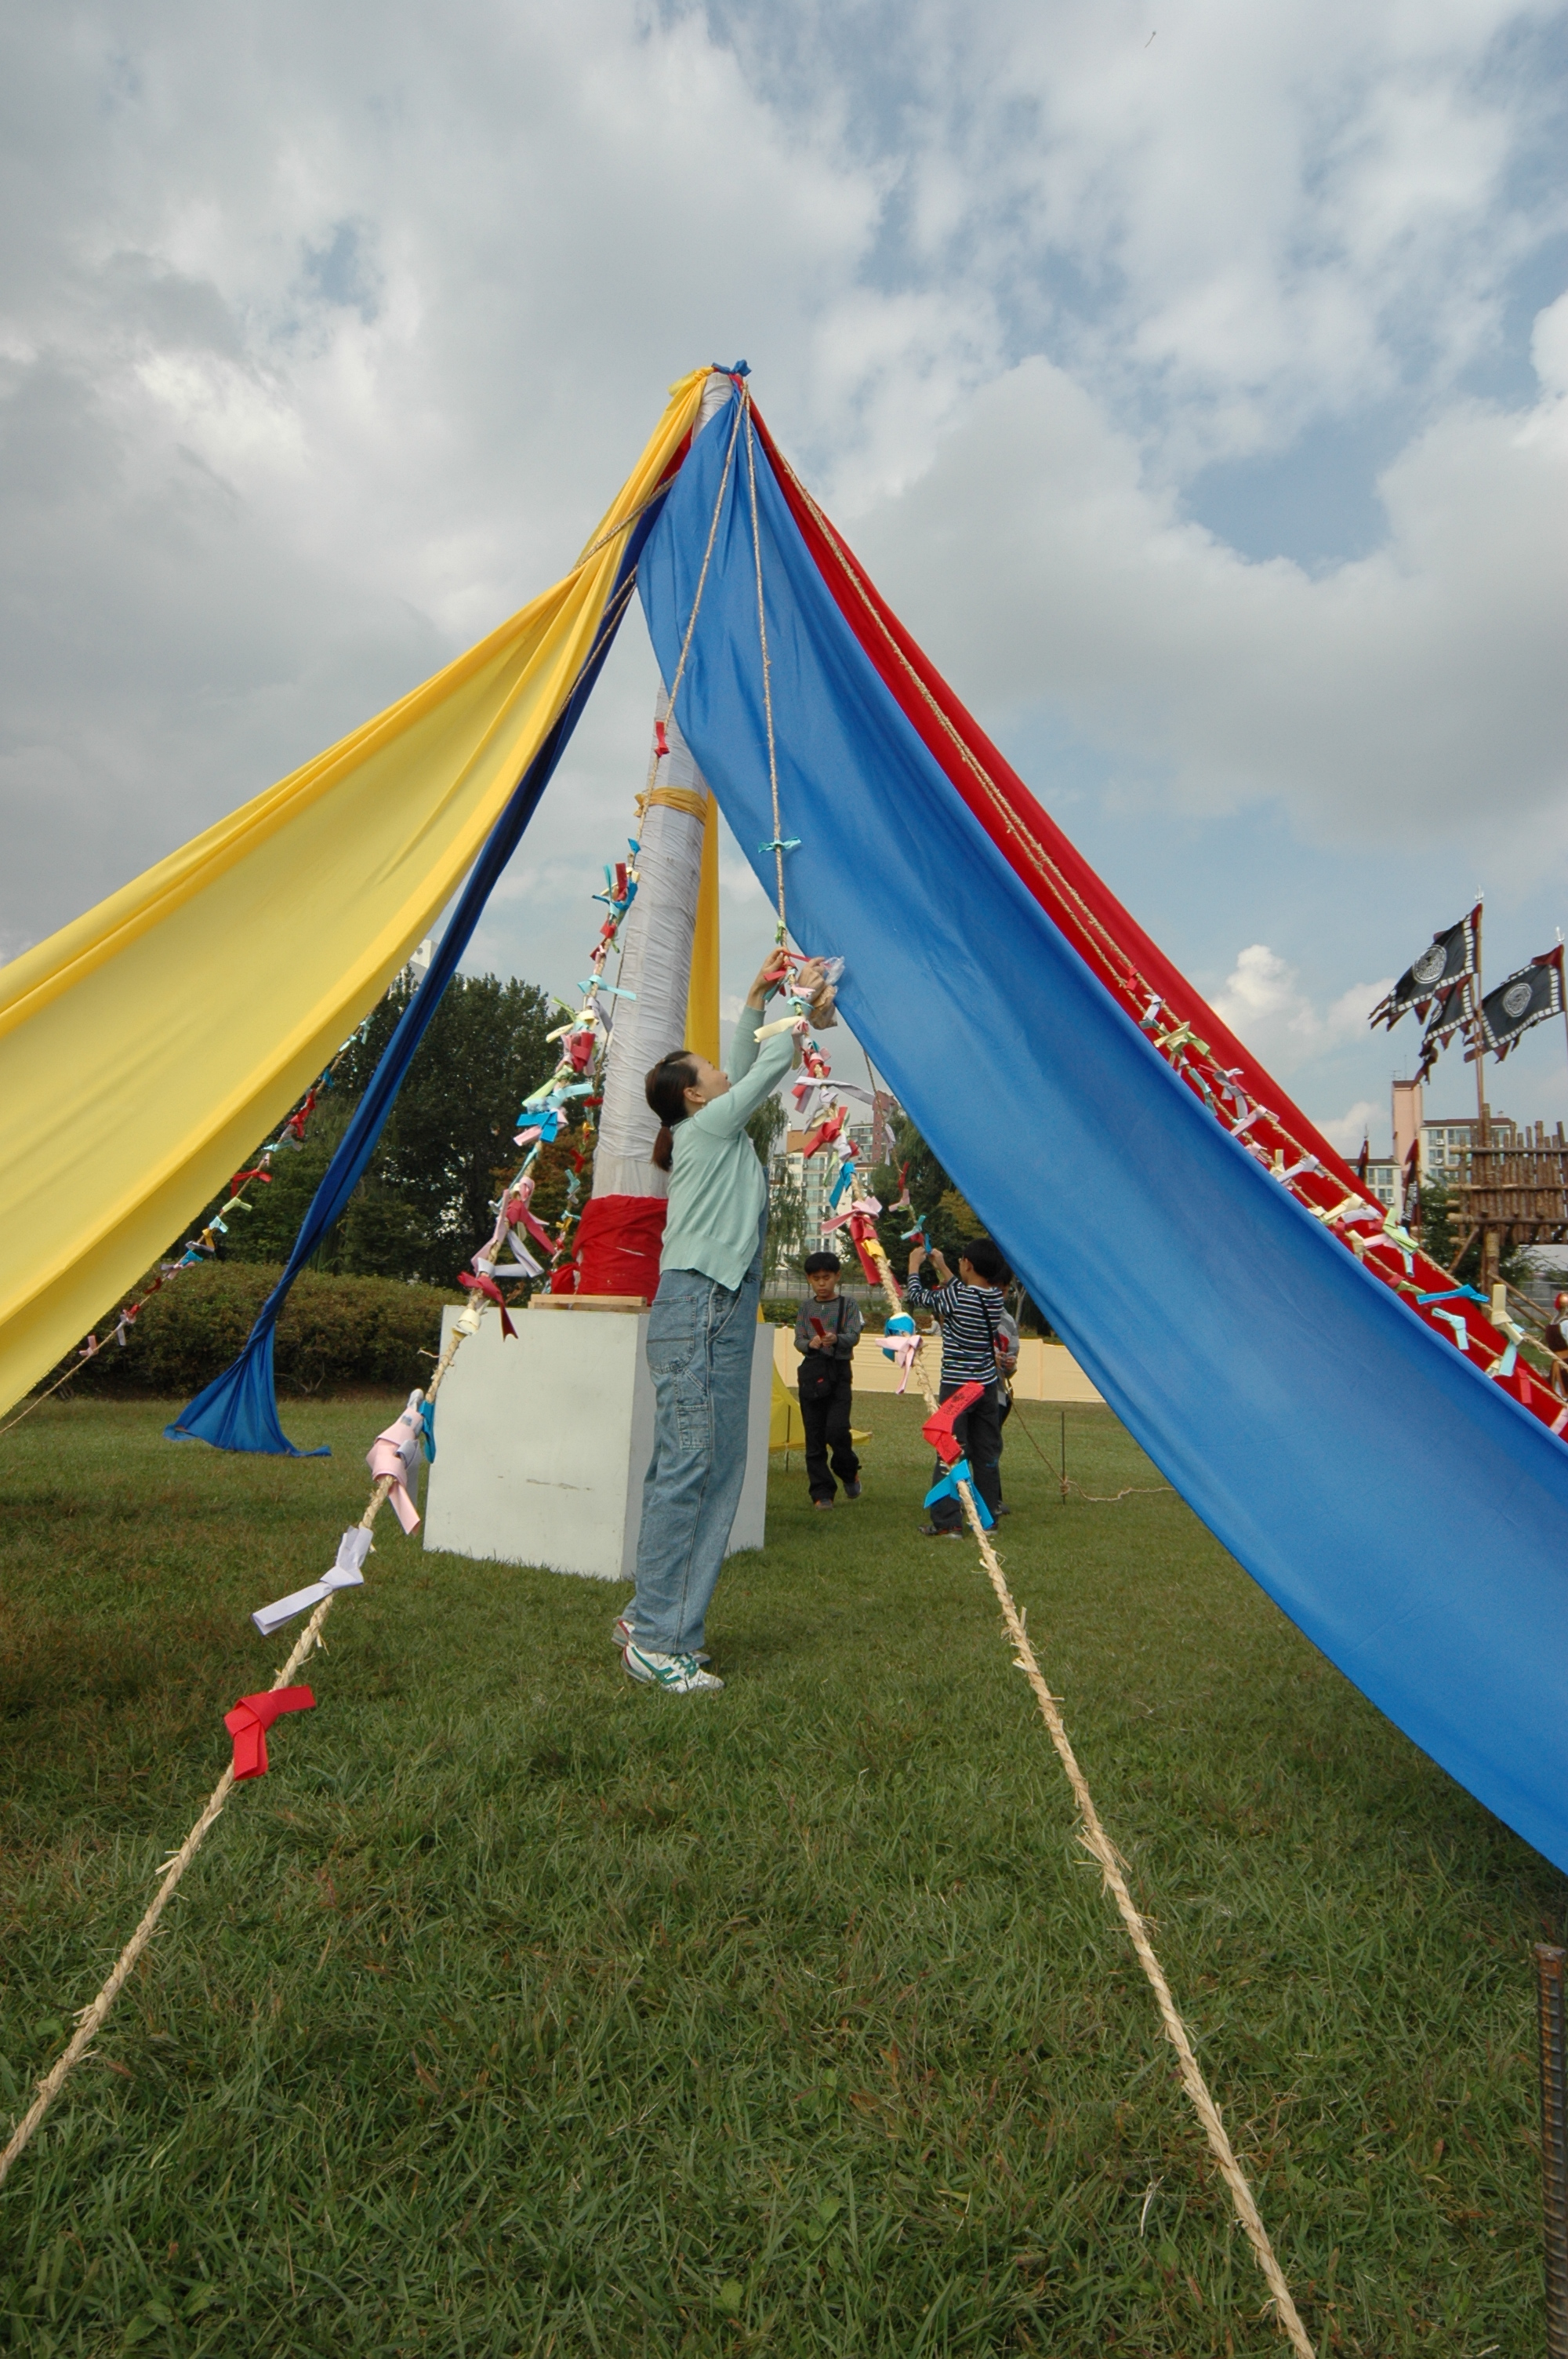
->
<box><xmin>224</xmin><ymin>1687</ymin><xmax>315</xmax><ymax>1779</ymax></box>
<box><xmin>921</xmin><ymin>1383</ymin><xmax>985</xmax><ymax>1465</ymax></box>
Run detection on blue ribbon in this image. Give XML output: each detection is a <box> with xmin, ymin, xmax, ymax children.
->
<box><xmin>923</xmin><ymin>1457</ymin><xmax>994</xmax><ymax>1528</ymax></box>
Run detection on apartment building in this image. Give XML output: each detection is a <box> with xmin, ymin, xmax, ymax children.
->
<box><xmin>777</xmin><ymin>1118</ymin><xmax>879</xmax><ymax>1261</ymax></box>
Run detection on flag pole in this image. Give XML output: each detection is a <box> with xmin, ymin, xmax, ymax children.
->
<box><xmin>1471</xmin><ymin>898</ymin><xmax>1497</xmax><ymax>1294</ymax></box>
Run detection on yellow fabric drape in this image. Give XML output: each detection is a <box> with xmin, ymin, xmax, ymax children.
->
<box><xmin>0</xmin><ymin>369</ymin><xmax>712</xmax><ymax>1419</ymax></box>
<box><xmin>683</xmin><ymin>790</ymin><xmax>721</xmax><ymax>1065</ymax></box>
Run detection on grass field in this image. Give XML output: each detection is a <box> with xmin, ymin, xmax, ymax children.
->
<box><xmin>1</xmin><ymin>1387</ymin><xmax>1563</xmax><ymax>2357</ymax></box>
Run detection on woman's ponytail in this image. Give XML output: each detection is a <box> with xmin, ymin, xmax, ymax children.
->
<box><xmin>645</xmin><ymin>1052</ymin><xmax>699</xmax><ymax>1172</ymax></box>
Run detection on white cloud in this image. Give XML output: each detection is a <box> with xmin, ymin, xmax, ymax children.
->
<box><xmin>713</xmin><ymin>0</ymin><xmax>1567</xmax><ymax>472</ymax></box>
<box><xmin>2</xmin><ymin>0</ymin><xmax>1565</xmax><ymax>1035</ymax></box>
<box><xmin>855</xmin><ymin>340</ymin><xmax>1568</xmax><ymax>842</ymax></box>
<box><xmin>1316</xmin><ymin>1098</ymin><xmax>1383</xmax><ymax>1156</ymax></box>
<box><xmin>1210</xmin><ymin>944</ymin><xmax>1392</xmax><ymax>1068</ymax></box>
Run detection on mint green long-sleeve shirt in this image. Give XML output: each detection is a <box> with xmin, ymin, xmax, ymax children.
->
<box><xmin>659</xmin><ymin>1010</ymin><xmax>794</xmax><ymax>1291</ymax></box>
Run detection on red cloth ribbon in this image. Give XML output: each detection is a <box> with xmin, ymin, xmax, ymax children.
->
<box><xmin>285</xmin><ymin>1088</ymin><xmax>318</xmax><ymax>1142</ymax></box>
<box><xmin>506</xmin><ymin>1180</ymin><xmax>557</xmax><ymax>1254</ymax></box>
<box><xmin>655</xmin><ymin>718</ymin><xmax>670</xmax><ymax>757</ymax></box>
<box><xmin>459</xmin><ymin>1270</ymin><xmax>517</xmax><ymax>1338</ymax></box>
<box><xmin>801</xmin><ymin>1106</ymin><xmax>846</xmax><ymax>1158</ymax></box>
<box><xmin>224</xmin><ymin>1686</ymin><xmax>315</xmax><ymax>1779</ymax></box>
<box><xmin>922</xmin><ymin>1383</ymin><xmax>985</xmax><ymax>1464</ymax></box>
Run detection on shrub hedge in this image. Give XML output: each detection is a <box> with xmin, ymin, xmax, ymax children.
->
<box><xmin>49</xmin><ymin>1264</ymin><xmax>462</xmax><ymax>1401</ymax></box>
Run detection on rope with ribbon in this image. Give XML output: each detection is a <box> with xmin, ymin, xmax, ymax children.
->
<box><xmin>0</xmin><ymin>1278</ymin><xmax>496</xmax><ymax>2195</ymax></box>
<box><xmin>735</xmin><ymin>449</ymin><xmax>1314</xmax><ymax>2353</ymax></box>
<box><xmin>764</xmin><ymin>434</ymin><xmax>1560</xmax><ymax>1442</ymax></box>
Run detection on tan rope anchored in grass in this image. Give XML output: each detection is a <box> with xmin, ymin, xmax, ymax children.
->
<box><xmin>726</xmin><ymin>419</ymin><xmax>1310</xmax><ymax>2343</ymax></box>
<box><xmin>858</xmin><ymin>1194</ymin><xmax>1312</xmax><ymax>2355</ymax></box>
<box><xmin>0</xmin><ymin>1310</ymin><xmax>477</xmax><ymax>2194</ymax></box>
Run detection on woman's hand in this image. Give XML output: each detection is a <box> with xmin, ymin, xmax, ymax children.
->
<box><xmin>745</xmin><ymin>949</ymin><xmax>793</xmax><ymax>1010</ymax></box>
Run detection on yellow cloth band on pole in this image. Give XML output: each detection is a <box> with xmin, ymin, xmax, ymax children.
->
<box><xmin>684</xmin><ymin>790</ymin><xmax>721</xmax><ymax>1067</ymax></box>
<box><xmin>0</xmin><ymin>368</ymin><xmax>712</xmax><ymax>1418</ymax></box>
<box><xmin>644</xmin><ymin>784</ymin><xmax>710</xmax><ymax>822</ymax></box>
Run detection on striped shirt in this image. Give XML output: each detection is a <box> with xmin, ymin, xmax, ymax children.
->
<box><xmin>903</xmin><ymin>1276</ymin><xmax>1004</xmax><ymax>1387</ymax></box>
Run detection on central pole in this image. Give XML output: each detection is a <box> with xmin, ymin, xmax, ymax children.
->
<box><xmin>1472</xmin><ymin>903</ymin><xmax>1497</xmax><ymax>1293</ymax></box>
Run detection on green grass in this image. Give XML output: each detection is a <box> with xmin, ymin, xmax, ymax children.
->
<box><xmin>0</xmin><ymin>1390</ymin><xmax>1562</xmax><ymax>2357</ymax></box>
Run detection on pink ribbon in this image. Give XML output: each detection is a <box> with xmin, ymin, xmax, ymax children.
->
<box><xmin>367</xmin><ymin>1427</ymin><xmax>423</xmax><ymax>1531</ymax></box>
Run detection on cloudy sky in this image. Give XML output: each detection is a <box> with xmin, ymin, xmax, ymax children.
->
<box><xmin>4</xmin><ymin>0</ymin><xmax>1566</xmax><ymax>1151</ymax></box>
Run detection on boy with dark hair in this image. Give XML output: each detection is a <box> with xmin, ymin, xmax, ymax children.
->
<box><xmin>906</xmin><ymin>1234</ymin><xmax>1011</xmax><ymax>1536</ymax></box>
<box><xmin>793</xmin><ymin>1252</ymin><xmax>864</xmax><ymax>1507</ymax></box>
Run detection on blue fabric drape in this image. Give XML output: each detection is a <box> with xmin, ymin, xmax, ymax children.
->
<box><xmin>168</xmin><ymin>517</ymin><xmax>663</xmax><ymax>1456</ymax></box>
<box><xmin>639</xmin><ymin>387</ymin><xmax>1568</xmax><ymax>1874</ymax></box>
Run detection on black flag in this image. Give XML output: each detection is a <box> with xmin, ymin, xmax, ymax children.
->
<box><xmin>1471</xmin><ymin>947</ymin><xmax>1565</xmax><ymax>1061</ymax></box>
<box><xmin>1417</xmin><ymin>976</ymin><xmax>1475</xmax><ymax>1080</ymax></box>
<box><xmin>1370</xmin><ymin>906</ymin><xmax>1479</xmax><ymax>1031</ymax></box>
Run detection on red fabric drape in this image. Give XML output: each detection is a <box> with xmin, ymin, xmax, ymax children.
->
<box><xmin>567</xmin><ymin>1194</ymin><xmax>667</xmax><ymax>1302</ymax></box>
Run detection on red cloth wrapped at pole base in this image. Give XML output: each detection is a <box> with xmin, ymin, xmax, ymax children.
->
<box><xmin>564</xmin><ymin>1195</ymin><xmax>668</xmax><ymax>1302</ymax></box>
<box><xmin>922</xmin><ymin>1383</ymin><xmax>985</xmax><ymax>1465</ymax></box>
<box><xmin>224</xmin><ymin>1686</ymin><xmax>315</xmax><ymax>1779</ymax></box>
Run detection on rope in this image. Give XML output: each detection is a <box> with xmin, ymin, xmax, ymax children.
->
<box><xmin>1007</xmin><ymin>1401</ymin><xmax>1174</xmax><ymax>1505</ymax></box>
<box><xmin>659</xmin><ymin>394</ymin><xmax>743</xmax><ymax>770</ymax></box>
<box><xmin>0</xmin><ymin>1355</ymin><xmax>95</xmax><ymax>1438</ymax></box>
<box><xmin>0</xmin><ymin>1310</ymin><xmax>478</xmax><ymax>2194</ymax></box>
<box><xmin>742</xmin><ymin>395</ymin><xmax>788</xmax><ymax>942</ymax></box>
<box><xmin>751</xmin><ymin>437</ymin><xmax>1307</xmax><ymax>2331</ymax></box>
<box><xmin>4</xmin><ymin>404</ymin><xmax>747</xmax><ymax>2189</ymax></box>
<box><xmin>850</xmin><ymin>1186</ymin><xmax>1312</xmax><ymax>2352</ymax></box>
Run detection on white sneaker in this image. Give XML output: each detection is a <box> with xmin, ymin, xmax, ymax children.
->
<box><xmin>612</xmin><ymin>1614</ymin><xmax>709</xmax><ymax>1666</ymax></box>
<box><xmin>621</xmin><ymin>1642</ymin><xmax>724</xmax><ymax>1694</ymax></box>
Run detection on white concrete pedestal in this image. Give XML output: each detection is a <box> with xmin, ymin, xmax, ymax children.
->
<box><xmin>422</xmin><ymin>1308</ymin><xmax>772</xmax><ymax>1582</ymax></box>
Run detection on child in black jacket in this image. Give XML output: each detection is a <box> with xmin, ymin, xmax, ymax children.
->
<box><xmin>793</xmin><ymin>1252</ymin><xmax>864</xmax><ymax>1507</ymax></box>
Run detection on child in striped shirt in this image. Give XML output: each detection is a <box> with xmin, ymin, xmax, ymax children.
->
<box><xmin>904</xmin><ymin>1234</ymin><xmax>1011</xmax><ymax>1536</ymax></box>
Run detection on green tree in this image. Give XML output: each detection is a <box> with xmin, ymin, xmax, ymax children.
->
<box><xmin>199</xmin><ymin>972</ymin><xmax>557</xmax><ymax>1287</ymax></box>
<box><xmin>869</xmin><ymin>1113</ymin><xmax>1054</xmax><ymax>1335</ymax></box>
<box><xmin>764</xmin><ymin>1172</ymin><xmax>807</xmax><ymax>1284</ymax></box>
<box><xmin>746</xmin><ymin>1091</ymin><xmax>787</xmax><ymax>1163</ymax></box>
<box><xmin>870</xmin><ymin>1115</ymin><xmax>975</xmax><ymax>1265</ymax></box>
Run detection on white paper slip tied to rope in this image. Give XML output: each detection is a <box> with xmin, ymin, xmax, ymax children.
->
<box><xmin>252</xmin><ymin>1526</ymin><xmax>373</xmax><ymax>1636</ymax></box>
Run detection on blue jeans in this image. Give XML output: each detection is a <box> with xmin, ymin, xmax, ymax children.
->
<box><xmin>629</xmin><ymin>1222</ymin><xmax>765</xmax><ymax>1656</ymax></box>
